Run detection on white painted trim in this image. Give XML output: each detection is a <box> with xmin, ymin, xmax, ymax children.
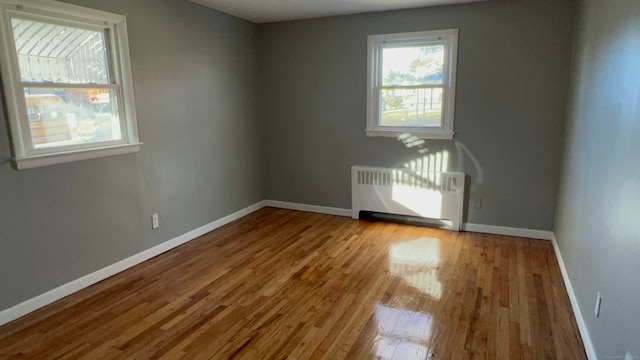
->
<box><xmin>15</xmin><ymin>143</ymin><xmax>142</xmax><ymax>170</ymax></box>
<box><xmin>264</xmin><ymin>200</ymin><xmax>352</xmax><ymax>217</ymax></box>
<box><xmin>365</xmin><ymin>130</ymin><xmax>455</xmax><ymax>140</ymax></box>
<box><xmin>264</xmin><ymin>202</ymin><xmax>553</xmax><ymax>241</ymax></box>
<box><xmin>0</xmin><ymin>199</ymin><xmax>565</xmax><ymax>328</ymax></box>
<box><xmin>0</xmin><ymin>200</ymin><xmax>268</xmax><ymax>327</ymax></box>
<box><xmin>461</xmin><ymin>223</ymin><xmax>553</xmax><ymax>240</ymax></box>
<box><xmin>550</xmin><ymin>233</ymin><xmax>597</xmax><ymax>360</ymax></box>
<box><xmin>0</xmin><ymin>0</ymin><xmax>125</xmax><ymax>23</ymax></box>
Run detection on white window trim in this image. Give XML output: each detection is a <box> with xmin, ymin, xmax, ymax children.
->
<box><xmin>0</xmin><ymin>0</ymin><xmax>141</xmax><ymax>169</ymax></box>
<box><xmin>366</xmin><ymin>29</ymin><xmax>459</xmax><ymax>140</ymax></box>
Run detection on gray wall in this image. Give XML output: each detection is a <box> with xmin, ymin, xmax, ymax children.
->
<box><xmin>259</xmin><ymin>0</ymin><xmax>576</xmax><ymax>230</ymax></box>
<box><xmin>555</xmin><ymin>0</ymin><xmax>640</xmax><ymax>357</ymax></box>
<box><xmin>0</xmin><ymin>0</ymin><xmax>264</xmax><ymax>311</ymax></box>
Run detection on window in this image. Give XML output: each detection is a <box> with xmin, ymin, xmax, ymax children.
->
<box><xmin>0</xmin><ymin>0</ymin><xmax>140</xmax><ymax>169</ymax></box>
<box><xmin>367</xmin><ymin>29</ymin><xmax>459</xmax><ymax>139</ymax></box>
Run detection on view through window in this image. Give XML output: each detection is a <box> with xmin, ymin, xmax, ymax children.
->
<box><xmin>380</xmin><ymin>44</ymin><xmax>445</xmax><ymax>128</ymax></box>
<box><xmin>13</xmin><ymin>17</ymin><xmax>122</xmax><ymax>148</ymax></box>
<box><xmin>367</xmin><ymin>29</ymin><xmax>458</xmax><ymax>139</ymax></box>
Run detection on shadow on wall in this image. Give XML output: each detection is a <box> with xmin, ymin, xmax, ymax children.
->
<box><xmin>395</xmin><ymin>133</ymin><xmax>483</xmax><ymax>188</ymax></box>
<box><xmin>393</xmin><ymin>133</ymin><xmax>484</xmax><ymax>223</ymax></box>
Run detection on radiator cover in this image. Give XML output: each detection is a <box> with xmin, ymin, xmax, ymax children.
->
<box><xmin>351</xmin><ymin>166</ymin><xmax>465</xmax><ymax>231</ymax></box>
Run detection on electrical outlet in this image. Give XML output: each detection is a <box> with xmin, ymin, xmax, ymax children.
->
<box><xmin>625</xmin><ymin>352</ymin><xmax>633</xmax><ymax>360</ymax></box>
<box><xmin>151</xmin><ymin>213</ymin><xmax>159</xmax><ymax>229</ymax></box>
<box><xmin>594</xmin><ymin>291</ymin><xmax>602</xmax><ymax>318</ymax></box>
<box><xmin>473</xmin><ymin>197</ymin><xmax>483</xmax><ymax>209</ymax></box>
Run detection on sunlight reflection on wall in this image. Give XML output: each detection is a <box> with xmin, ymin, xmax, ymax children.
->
<box><xmin>390</xmin><ymin>175</ymin><xmax>444</xmax><ymax>219</ymax></box>
<box><xmin>397</xmin><ymin>132</ymin><xmax>484</xmax><ymax>193</ymax></box>
<box><xmin>398</xmin><ymin>133</ymin><xmax>428</xmax><ymax>153</ymax></box>
<box><xmin>389</xmin><ymin>237</ymin><xmax>442</xmax><ymax>299</ymax></box>
<box><xmin>403</xmin><ymin>151</ymin><xmax>450</xmax><ymax>173</ymax></box>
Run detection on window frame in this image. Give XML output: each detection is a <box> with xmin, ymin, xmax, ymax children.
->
<box><xmin>0</xmin><ymin>0</ymin><xmax>140</xmax><ymax>169</ymax></box>
<box><xmin>366</xmin><ymin>29</ymin><xmax>459</xmax><ymax>140</ymax></box>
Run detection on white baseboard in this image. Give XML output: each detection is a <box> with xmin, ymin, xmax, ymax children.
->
<box><xmin>550</xmin><ymin>233</ymin><xmax>597</xmax><ymax>360</ymax></box>
<box><xmin>0</xmin><ymin>198</ymin><xmax>559</xmax><ymax>328</ymax></box>
<box><xmin>265</xmin><ymin>201</ymin><xmax>553</xmax><ymax>240</ymax></box>
<box><xmin>0</xmin><ymin>200</ymin><xmax>268</xmax><ymax>327</ymax></box>
<box><xmin>461</xmin><ymin>223</ymin><xmax>553</xmax><ymax>240</ymax></box>
<box><xmin>264</xmin><ymin>200</ymin><xmax>352</xmax><ymax>217</ymax></box>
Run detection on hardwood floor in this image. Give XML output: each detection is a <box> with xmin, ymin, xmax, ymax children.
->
<box><xmin>0</xmin><ymin>208</ymin><xmax>586</xmax><ymax>359</ymax></box>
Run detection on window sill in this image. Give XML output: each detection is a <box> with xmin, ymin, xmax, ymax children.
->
<box><xmin>365</xmin><ymin>129</ymin><xmax>455</xmax><ymax>140</ymax></box>
<box><xmin>13</xmin><ymin>143</ymin><xmax>142</xmax><ymax>170</ymax></box>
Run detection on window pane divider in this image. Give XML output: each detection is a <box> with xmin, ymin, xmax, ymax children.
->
<box><xmin>378</xmin><ymin>85</ymin><xmax>445</xmax><ymax>90</ymax></box>
<box><xmin>20</xmin><ymin>82</ymin><xmax>117</xmax><ymax>89</ymax></box>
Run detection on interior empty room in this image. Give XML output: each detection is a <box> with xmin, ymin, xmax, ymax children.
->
<box><xmin>0</xmin><ymin>0</ymin><xmax>638</xmax><ymax>359</ymax></box>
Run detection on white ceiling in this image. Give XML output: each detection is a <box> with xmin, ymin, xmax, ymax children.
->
<box><xmin>189</xmin><ymin>0</ymin><xmax>486</xmax><ymax>24</ymax></box>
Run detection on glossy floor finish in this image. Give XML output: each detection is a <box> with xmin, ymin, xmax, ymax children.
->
<box><xmin>0</xmin><ymin>208</ymin><xmax>586</xmax><ymax>359</ymax></box>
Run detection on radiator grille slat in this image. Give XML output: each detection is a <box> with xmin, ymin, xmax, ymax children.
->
<box><xmin>357</xmin><ymin>170</ymin><xmax>393</xmax><ymax>186</ymax></box>
<box><xmin>356</xmin><ymin>169</ymin><xmax>460</xmax><ymax>193</ymax></box>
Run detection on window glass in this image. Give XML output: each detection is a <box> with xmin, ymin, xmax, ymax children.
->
<box><xmin>24</xmin><ymin>88</ymin><xmax>121</xmax><ymax>148</ymax></box>
<box><xmin>26</xmin><ymin>105</ymin><xmax>36</xmax><ymax>121</ymax></box>
<box><xmin>382</xmin><ymin>45</ymin><xmax>444</xmax><ymax>87</ymax></box>
<box><xmin>367</xmin><ymin>30</ymin><xmax>458</xmax><ymax>139</ymax></box>
<box><xmin>380</xmin><ymin>88</ymin><xmax>443</xmax><ymax>128</ymax></box>
<box><xmin>12</xmin><ymin>16</ymin><xmax>122</xmax><ymax>148</ymax></box>
<box><xmin>11</xmin><ymin>17</ymin><xmax>110</xmax><ymax>84</ymax></box>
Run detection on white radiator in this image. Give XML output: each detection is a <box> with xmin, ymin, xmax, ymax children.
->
<box><xmin>351</xmin><ymin>166</ymin><xmax>465</xmax><ymax>231</ymax></box>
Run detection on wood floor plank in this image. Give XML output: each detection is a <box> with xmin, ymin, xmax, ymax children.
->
<box><xmin>0</xmin><ymin>208</ymin><xmax>586</xmax><ymax>359</ymax></box>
